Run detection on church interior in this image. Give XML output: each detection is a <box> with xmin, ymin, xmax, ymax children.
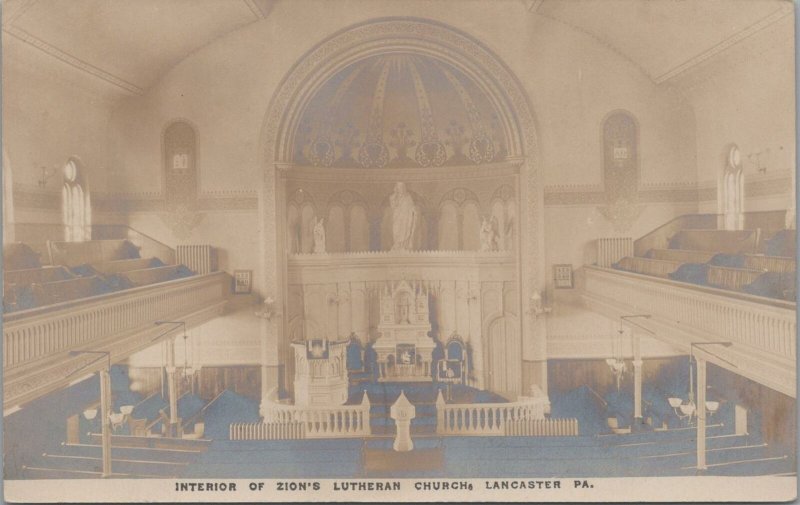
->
<box><xmin>2</xmin><ymin>0</ymin><xmax>796</xmax><ymax>481</ymax></box>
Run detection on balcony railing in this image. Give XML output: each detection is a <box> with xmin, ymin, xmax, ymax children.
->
<box><xmin>583</xmin><ymin>266</ymin><xmax>796</xmax><ymax>361</ymax></box>
<box><xmin>3</xmin><ymin>272</ymin><xmax>229</xmax><ymax>370</ymax></box>
<box><xmin>3</xmin><ymin>272</ymin><xmax>230</xmax><ymax>410</ymax></box>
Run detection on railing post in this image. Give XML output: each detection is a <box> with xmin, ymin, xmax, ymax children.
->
<box><xmin>435</xmin><ymin>390</ymin><xmax>445</xmax><ymax>433</ymax></box>
<box><xmin>361</xmin><ymin>391</ymin><xmax>371</xmax><ymax>436</ymax></box>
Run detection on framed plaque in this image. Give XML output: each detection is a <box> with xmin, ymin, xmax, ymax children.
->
<box><xmin>553</xmin><ymin>264</ymin><xmax>574</xmax><ymax>289</ymax></box>
<box><xmin>233</xmin><ymin>270</ymin><xmax>252</xmax><ymax>294</ymax></box>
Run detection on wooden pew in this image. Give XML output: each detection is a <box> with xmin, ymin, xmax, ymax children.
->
<box><xmin>669</xmin><ymin>230</ymin><xmax>758</xmax><ymax>254</ymax></box>
<box><xmin>647</xmin><ymin>249</ymin><xmax>717</xmax><ymax>264</ymax></box>
<box><xmin>3</xmin><ymin>243</ymin><xmax>42</xmax><ymax>270</ymax></box>
<box><xmin>706</xmin><ymin>266</ymin><xmax>764</xmax><ymax>291</ymax></box>
<box><xmin>122</xmin><ymin>266</ymin><xmax>192</xmax><ymax>287</ymax></box>
<box><xmin>48</xmin><ymin>240</ymin><xmax>141</xmax><ymax>267</ymax></box>
<box><xmin>33</xmin><ymin>276</ymin><xmax>108</xmax><ymax>305</ymax></box>
<box><xmin>4</xmin><ymin>266</ymin><xmax>73</xmax><ymax>286</ymax></box>
<box><xmin>93</xmin><ymin>258</ymin><xmax>159</xmax><ymax>275</ymax></box>
<box><xmin>742</xmin><ymin>254</ymin><xmax>796</xmax><ymax>273</ymax></box>
<box><xmin>615</xmin><ymin>257</ymin><xmax>683</xmax><ymax>278</ymax></box>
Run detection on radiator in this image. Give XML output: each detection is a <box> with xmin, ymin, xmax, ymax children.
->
<box><xmin>176</xmin><ymin>245</ymin><xmax>217</xmax><ymax>274</ymax></box>
<box><xmin>597</xmin><ymin>237</ymin><xmax>634</xmax><ymax>267</ymax></box>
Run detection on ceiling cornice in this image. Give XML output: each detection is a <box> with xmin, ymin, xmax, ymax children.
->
<box><xmin>532</xmin><ymin>1</ymin><xmax>792</xmax><ymax>87</ymax></box>
<box><xmin>534</xmin><ymin>9</ymin><xmax>655</xmax><ymax>83</ymax></box>
<box><xmin>654</xmin><ymin>3</ymin><xmax>793</xmax><ymax>84</ymax></box>
<box><xmin>3</xmin><ymin>24</ymin><xmax>144</xmax><ymax>96</ymax></box>
<box><xmin>2</xmin><ymin>0</ymin><xmax>39</xmax><ymax>27</ymax></box>
<box><xmin>526</xmin><ymin>0</ymin><xmax>544</xmax><ymax>13</ymax></box>
<box><xmin>242</xmin><ymin>0</ymin><xmax>274</xmax><ymax>20</ymax></box>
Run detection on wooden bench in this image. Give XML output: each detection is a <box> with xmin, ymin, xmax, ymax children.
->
<box><xmin>93</xmin><ymin>258</ymin><xmax>159</xmax><ymax>274</ymax></box>
<box><xmin>122</xmin><ymin>265</ymin><xmax>191</xmax><ymax>287</ymax></box>
<box><xmin>707</xmin><ymin>266</ymin><xmax>764</xmax><ymax>291</ymax></box>
<box><xmin>4</xmin><ymin>266</ymin><xmax>73</xmax><ymax>286</ymax></box>
<box><xmin>33</xmin><ymin>276</ymin><xmax>107</xmax><ymax>305</ymax></box>
<box><xmin>48</xmin><ymin>240</ymin><xmax>141</xmax><ymax>267</ymax></box>
<box><xmin>3</xmin><ymin>243</ymin><xmax>42</xmax><ymax>270</ymax></box>
<box><xmin>615</xmin><ymin>257</ymin><xmax>683</xmax><ymax>278</ymax></box>
<box><xmin>669</xmin><ymin>229</ymin><xmax>758</xmax><ymax>254</ymax></box>
<box><xmin>742</xmin><ymin>254</ymin><xmax>796</xmax><ymax>273</ymax></box>
<box><xmin>647</xmin><ymin>249</ymin><xmax>717</xmax><ymax>263</ymax></box>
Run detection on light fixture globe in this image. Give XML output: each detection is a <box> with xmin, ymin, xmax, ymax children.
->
<box><xmin>679</xmin><ymin>403</ymin><xmax>696</xmax><ymax>417</ymax></box>
<box><xmin>120</xmin><ymin>405</ymin><xmax>134</xmax><ymax>416</ymax></box>
<box><xmin>83</xmin><ymin>408</ymin><xmax>98</xmax><ymax>420</ymax></box>
<box><xmin>705</xmin><ymin>401</ymin><xmax>720</xmax><ymax>413</ymax></box>
<box><xmin>667</xmin><ymin>397</ymin><xmax>683</xmax><ymax>409</ymax></box>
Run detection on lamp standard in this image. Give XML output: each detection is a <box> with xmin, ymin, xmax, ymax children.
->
<box><xmin>690</xmin><ymin>341</ymin><xmax>734</xmax><ymax>471</ymax></box>
<box><xmin>154</xmin><ymin>321</ymin><xmax>187</xmax><ymax>437</ymax></box>
<box><xmin>618</xmin><ymin>314</ymin><xmax>652</xmax><ymax>430</ymax></box>
<box><xmin>67</xmin><ymin>350</ymin><xmax>112</xmax><ymax>477</ymax></box>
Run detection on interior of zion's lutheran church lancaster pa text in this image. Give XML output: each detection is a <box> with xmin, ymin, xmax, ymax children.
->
<box><xmin>1</xmin><ymin>0</ymin><xmax>797</xmax><ymax>482</ymax></box>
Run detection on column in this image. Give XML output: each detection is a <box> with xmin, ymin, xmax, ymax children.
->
<box><xmin>696</xmin><ymin>357</ymin><xmax>707</xmax><ymax>471</ymax></box>
<box><xmin>99</xmin><ymin>368</ymin><xmax>112</xmax><ymax>477</ymax></box>
<box><xmin>632</xmin><ymin>334</ymin><xmax>643</xmax><ymax>431</ymax></box>
<box><xmin>165</xmin><ymin>338</ymin><xmax>179</xmax><ymax>437</ymax></box>
<box><xmin>259</xmin><ymin>310</ymin><xmax>281</xmax><ymax>417</ymax></box>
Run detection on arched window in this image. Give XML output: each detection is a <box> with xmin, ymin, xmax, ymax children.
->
<box><xmin>62</xmin><ymin>158</ymin><xmax>91</xmax><ymax>242</ymax></box>
<box><xmin>720</xmin><ymin>145</ymin><xmax>744</xmax><ymax>231</ymax></box>
<box><xmin>163</xmin><ymin>121</ymin><xmax>197</xmax><ymax>205</ymax></box>
<box><xmin>602</xmin><ymin>111</ymin><xmax>639</xmax><ymax>202</ymax></box>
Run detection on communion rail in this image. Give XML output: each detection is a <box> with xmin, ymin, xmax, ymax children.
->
<box><xmin>435</xmin><ymin>391</ymin><xmax>551</xmax><ymax>436</ymax></box>
<box><xmin>229</xmin><ymin>422</ymin><xmax>305</xmax><ymax>440</ymax></box>
<box><xmin>506</xmin><ymin>418</ymin><xmax>580</xmax><ymax>436</ymax></box>
<box><xmin>240</xmin><ymin>388</ymin><xmax>371</xmax><ymax>440</ymax></box>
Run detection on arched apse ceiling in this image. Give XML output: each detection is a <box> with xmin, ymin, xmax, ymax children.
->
<box><xmin>294</xmin><ymin>53</ymin><xmax>508</xmax><ymax>168</ymax></box>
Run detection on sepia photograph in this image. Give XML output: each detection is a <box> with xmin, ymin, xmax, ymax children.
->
<box><xmin>1</xmin><ymin>0</ymin><xmax>797</xmax><ymax>502</ymax></box>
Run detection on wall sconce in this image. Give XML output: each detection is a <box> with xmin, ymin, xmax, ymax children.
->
<box><xmin>526</xmin><ymin>291</ymin><xmax>551</xmax><ymax>318</ymax></box>
<box><xmin>255</xmin><ymin>296</ymin><xmax>276</xmax><ymax>320</ymax></box>
<box><xmin>747</xmin><ymin>146</ymin><xmax>783</xmax><ymax>174</ymax></box>
<box><xmin>37</xmin><ymin>164</ymin><xmax>58</xmax><ymax>188</ymax></box>
<box><xmin>82</xmin><ymin>405</ymin><xmax>134</xmax><ymax>431</ymax></box>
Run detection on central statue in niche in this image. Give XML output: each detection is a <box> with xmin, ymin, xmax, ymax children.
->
<box><xmin>390</xmin><ymin>182</ymin><xmax>418</xmax><ymax>251</ymax></box>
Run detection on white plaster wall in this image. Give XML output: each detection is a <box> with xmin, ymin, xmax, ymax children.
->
<box><xmin>681</xmin><ymin>16</ymin><xmax>795</xmax><ymax>213</ymax></box>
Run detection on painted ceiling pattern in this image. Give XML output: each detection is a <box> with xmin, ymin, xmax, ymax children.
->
<box><xmin>293</xmin><ymin>53</ymin><xmax>508</xmax><ymax>168</ymax></box>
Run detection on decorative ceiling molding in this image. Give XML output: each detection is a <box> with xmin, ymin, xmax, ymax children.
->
<box><xmin>526</xmin><ymin>0</ymin><xmax>544</xmax><ymax>13</ymax></box>
<box><xmin>534</xmin><ymin>2</ymin><xmax>792</xmax><ymax>86</ymax></box>
<box><xmin>534</xmin><ymin>10</ymin><xmax>655</xmax><ymax>82</ymax></box>
<box><xmin>242</xmin><ymin>0</ymin><xmax>274</xmax><ymax>20</ymax></box>
<box><xmin>2</xmin><ymin>0</ymin><xmax>38</xmax><ymax>27</ymax></box>
<box><xmin>654</xmin><ymin>3</ymin><xmax>793</xmax><ymax>84</ymax></box>
<box><xmin>3</xmin><ymin>25</ymin><xmax>144</xmax><ymax>95</ymax></box>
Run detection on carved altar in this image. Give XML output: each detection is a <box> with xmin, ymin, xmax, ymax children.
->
<box><xmin>373</xmin><ymin>281</ymin><xmax>436</xmax><ymax>381</ymax></box>
<box><xmin>292</xmin><ymin>339</ymin><xmax>349</xmax><ymax>407</ymax></box>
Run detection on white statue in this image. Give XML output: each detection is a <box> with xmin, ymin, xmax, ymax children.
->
<box><xmin>313</xmin><ymin>217</ymin><xmax>326</xmax><ymax>254</ymax></box>
<box><xmin>480</xmin><ymin>216</ymin><xmax>498</xmax><ymax>251</ymax></box>
<box><xmin>390</xmin><ymin>182</ymin><xmax>417</xmax><ymax>251</ymax></box>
